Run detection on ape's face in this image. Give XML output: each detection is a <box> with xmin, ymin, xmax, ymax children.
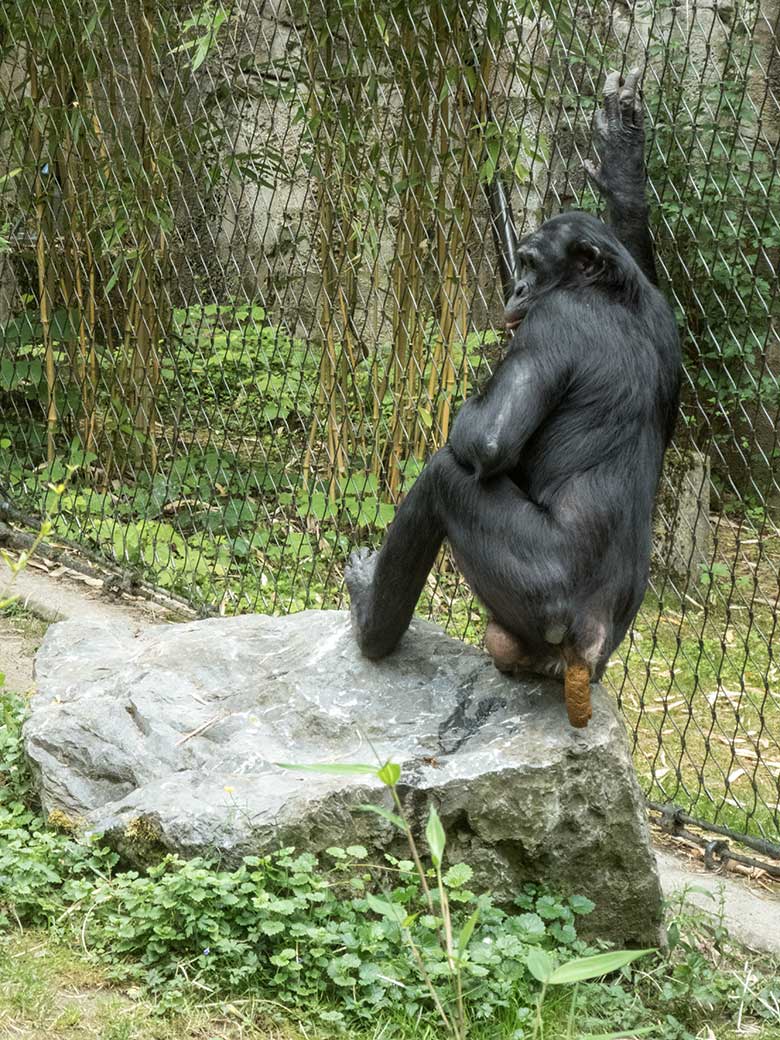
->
<box><xmin>503</xmin><ymin>251</ymin><xmax>539</xmax><ymax>331</ymax></box>
<box><xmin>504</xmin><ymin>213</ymin><xmax>609</xmax><ymax>332</ymax></box>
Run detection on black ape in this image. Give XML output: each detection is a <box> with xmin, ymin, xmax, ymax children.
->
<box><xmin>345</xmin><ymin>71</ymin><xmax>681</xmax><ymax>727</ymax></box>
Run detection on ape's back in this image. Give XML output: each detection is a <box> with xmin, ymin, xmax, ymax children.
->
<box><xmin>514</xmin><ymin>276</ymin><xmax>680</xmax><ymax>532</ymax></box>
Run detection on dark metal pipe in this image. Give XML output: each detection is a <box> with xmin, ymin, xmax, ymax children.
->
<box><xmin>486</xmin><ymin>173</ymin><xmax>521</xmax><ymax>305</ymax></box>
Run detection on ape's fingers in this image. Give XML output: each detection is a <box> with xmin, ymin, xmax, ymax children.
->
<box><xmin>632</xmin><ymin>93</ymin><xmax>644</xmax><ymax>130</ymax></box>
<box><xmin>593</xmin><ymin>107</ymin><xmax>609</xmax><ymax>143</ymax></box>
<box><xmin>603</xmin><ymin>70</ymin><xmax>622</xmax><ymax>126</ymax></box>
<box><xmin>621</xmin><ymin>67</ymin><xmax>641</xmax><ymax>100</ymax></box>
<box><xmin>620</xmin><ymin>67</ymin><xmax>643</xmax><ymax>129</ymax></box>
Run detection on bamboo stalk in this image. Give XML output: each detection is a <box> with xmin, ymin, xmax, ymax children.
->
<box><xmin>29</xmin><ymin>59</ymin><xmax>56</xmax><ymax>465</ymax></box>
<box><xmin>425</xmin><ymin>46</ymin><xmax>454</xmax><ymax>457</ymax></box>
<box><xmin>122</xmin><ymin>0</ymin><xmax>161</xmax><ymax>473</ymax></box>
<box><xmin>304</xmin><ymin>38</ymin><xmax>333</xmax><ymax>486</ymax></box>
<box><xmin>55</xmin><ymin>59</ymin><xmax>80</xmax><ymax>400</ymax></box>
<box><xmin>388</xmin><ymin>27</ymin><xmax>432</xmax><ymax>496</ymax></box>
<box><xmin>84</xmin><ymin>234</ymin><xmax>97</xmax><ymax>452</ymax></box>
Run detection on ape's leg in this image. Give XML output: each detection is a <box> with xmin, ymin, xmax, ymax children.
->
<box><xmin>347</xmin><ymin>448</ymin><xmax>595</xmax><ymax>726</ymax></box>
<box><xmin>345</xmin><ymin>496</ymin><xmax>445</xmax><ymax>660</ymax></box>
<box><xmin>346</xmin><ymin>446</ymin><xmax>566</xmax><ymax>661</ymax></box>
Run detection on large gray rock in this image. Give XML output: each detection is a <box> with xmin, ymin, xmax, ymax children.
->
<box><xmin>27</xmin><ymin>610</ymin><xmax>663</xmax><ymax>946</ymax></box>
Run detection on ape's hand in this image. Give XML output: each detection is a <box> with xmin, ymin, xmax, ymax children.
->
<box><xmin>585</xmin><ymin>68</ymin><xmax>647</xmax><ymax>213</ymax></box>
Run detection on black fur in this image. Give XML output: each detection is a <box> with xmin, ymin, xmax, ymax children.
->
<box><xmin>346</xmin><ymin>72</ymin><xmax>681</xmax><ymax>681</ymax></box>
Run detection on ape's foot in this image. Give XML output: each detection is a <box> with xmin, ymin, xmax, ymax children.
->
<box><xmin>345</xmin><ymin>546</ymin><xmax>378</xmax><ymax>591</ymax></box>
<box><xmin>563</xmin><ymin>660</ymin><xmax>593</xmax><ymax>729</ymax></box>
<box><xmin>344</xmin><ymin>547</ymin><xmax>388</xmax><ymax>658</ymax></box>
<box><xmin>484</xmin><ymin>620</ymin><xmax>533</xmax><ymax>674</ymax></box>
<box><xmin>345</xmin><ymin>547</ymin><xmax>378</xmax><ymax>625</ymax></box>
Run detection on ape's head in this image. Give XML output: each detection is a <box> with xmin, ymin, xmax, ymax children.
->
<box><xmin>504</xmin><ymin>212</ymin><xmax>636</xmax><ymax>332</ymax></box>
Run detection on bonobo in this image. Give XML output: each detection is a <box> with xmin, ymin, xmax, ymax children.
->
<box><xmin>345</xmin><ymin>70</ymin><xmax>681</xmax><ymax>728</ymax></box>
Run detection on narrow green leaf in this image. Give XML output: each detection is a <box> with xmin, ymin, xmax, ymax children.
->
<box><xmin>275</xmin><ymin>762</ymin><xmax>377</xmax><ymax>776</ymax></box>
<box><xmin>191</xmin><ymin>37</ymin><xmax>211</xmax><ymax>71</ymax></box>
<box><xmin>547</xmin><ymin>949</ymin><xmax>655</xmax><ymax>985</ymax></box>
<box><xmin>425</xmin><ymin>806</ymin><xmax>446</xmax><ymax>867</ymax></box>
<box><xmin>356</xmin><ymin>803</ymin><xmax>406</xmax><ymax>830</ymax></box>
<box><xmin>0</xmin><ymin>167</ymin><xmax>22</xmax><ymax>187</ymax></box>
<box><xmin>376</xmin><ymin>761</ymin><xmax>401</xmax><ymax>787</ymax></box>
<box><xmin>526</xmin><ymin>948</ymin><xmax>555</xmax><ymax>983</ymax></box>
<box><xmin>457</xmin><ymin>909</ymin><xmax>480</xmax><ymax>957</ymax></box>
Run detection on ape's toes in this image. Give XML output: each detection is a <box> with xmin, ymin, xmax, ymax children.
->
<box><xmin>347</xmin><ymin>546</ymin><xmax>374</xmax><ymax>567</ymax></box>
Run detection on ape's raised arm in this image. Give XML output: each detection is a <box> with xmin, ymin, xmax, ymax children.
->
<box><xmin>585</xmin><ymin>68</ymin><xmax>658</xmax><ymax>286</ymax></box>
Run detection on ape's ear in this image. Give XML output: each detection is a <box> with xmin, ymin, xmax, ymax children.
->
<box><xmin>569</xmin><ymin>238</ymin><xmax>604</xmax><ymax>276</ymax></box>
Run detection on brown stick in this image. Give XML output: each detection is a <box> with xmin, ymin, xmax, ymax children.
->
<box><xmin>564</xmin><ymin>660</ymin><xmax>593</xmax><ymax>728</ymax></box>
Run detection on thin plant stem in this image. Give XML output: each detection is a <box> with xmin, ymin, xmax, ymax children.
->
<box><xmin>533</xmin><ymin>982</ymin><xmax>547</xmax><ymax>1040</ymax></box>
<box><xmin>390</xmin><ymin>787</ymin><xmax>435</xmax><ymax>915</ymax></box>
<box><xmin>566</xmin><ymin>981</ymin><xmax>579</xmax><ymax>1038</ymax></box>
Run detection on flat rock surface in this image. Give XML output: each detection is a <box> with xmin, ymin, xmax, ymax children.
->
<box><xmin>27</xmin><ymin>609</ymin><xmax>663</xmax><ymax>945</ymax></box>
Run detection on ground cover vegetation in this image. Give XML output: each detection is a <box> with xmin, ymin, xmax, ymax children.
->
<box><xmin>2</xmin><ymin>680</ymin><xmax>780</xmax><ymax>1039</ymax></box>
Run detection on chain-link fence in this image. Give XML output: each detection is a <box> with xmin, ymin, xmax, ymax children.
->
<box><xmin>0</xmin><ymin>1</ymin><xmax>778</xmax><ymax>850</ymax></box>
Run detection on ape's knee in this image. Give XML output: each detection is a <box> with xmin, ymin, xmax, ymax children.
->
<box><xmin>422</xmin><ymin>445</ymin><xmax>474</xmax><ymax>499</ymax></box>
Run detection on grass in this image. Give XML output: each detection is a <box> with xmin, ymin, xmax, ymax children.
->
<box><xmin>614</xmin><ymin>592</ymin><xmax>779</xmax><ymax>836</ymax></box>
<box><xmin>0</xmin><ymin>932</ymin><xmax>330</xmax><ymax>1039</ymax></box>
<box><xmin>2</xmin><ymin>915</ymin><xmax>780</xmax><ymax>1040</ymax></box>
<box><xmin>606</xmin><ymin>520</ymin><xmax>780</xmax><ymax>840</ymax></box>
<box><xmin>0</xmin><ymin>602</ymin><xmax>48</xmax><ymax>641</ymax></box>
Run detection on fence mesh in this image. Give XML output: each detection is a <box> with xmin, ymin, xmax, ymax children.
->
<box><xmin>0</xmin><ymin>1</ymin><xmax>778</xmax><ymax>847</ymax></box>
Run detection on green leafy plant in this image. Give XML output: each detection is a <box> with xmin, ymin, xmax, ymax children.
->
<box><xmin>277</xmin><ymin>759</ymin><xmax>663</xmax><ymax>1039</ymax></box>
<box><xmin>525</xmin><ymin>947</ymin><xmax>655</xmax><ymax>1040</ymax></box>
<box><xmin>2</xmin><ymin>693</ymin><xmax>780</xmax><ymax>1035</ymax></box>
